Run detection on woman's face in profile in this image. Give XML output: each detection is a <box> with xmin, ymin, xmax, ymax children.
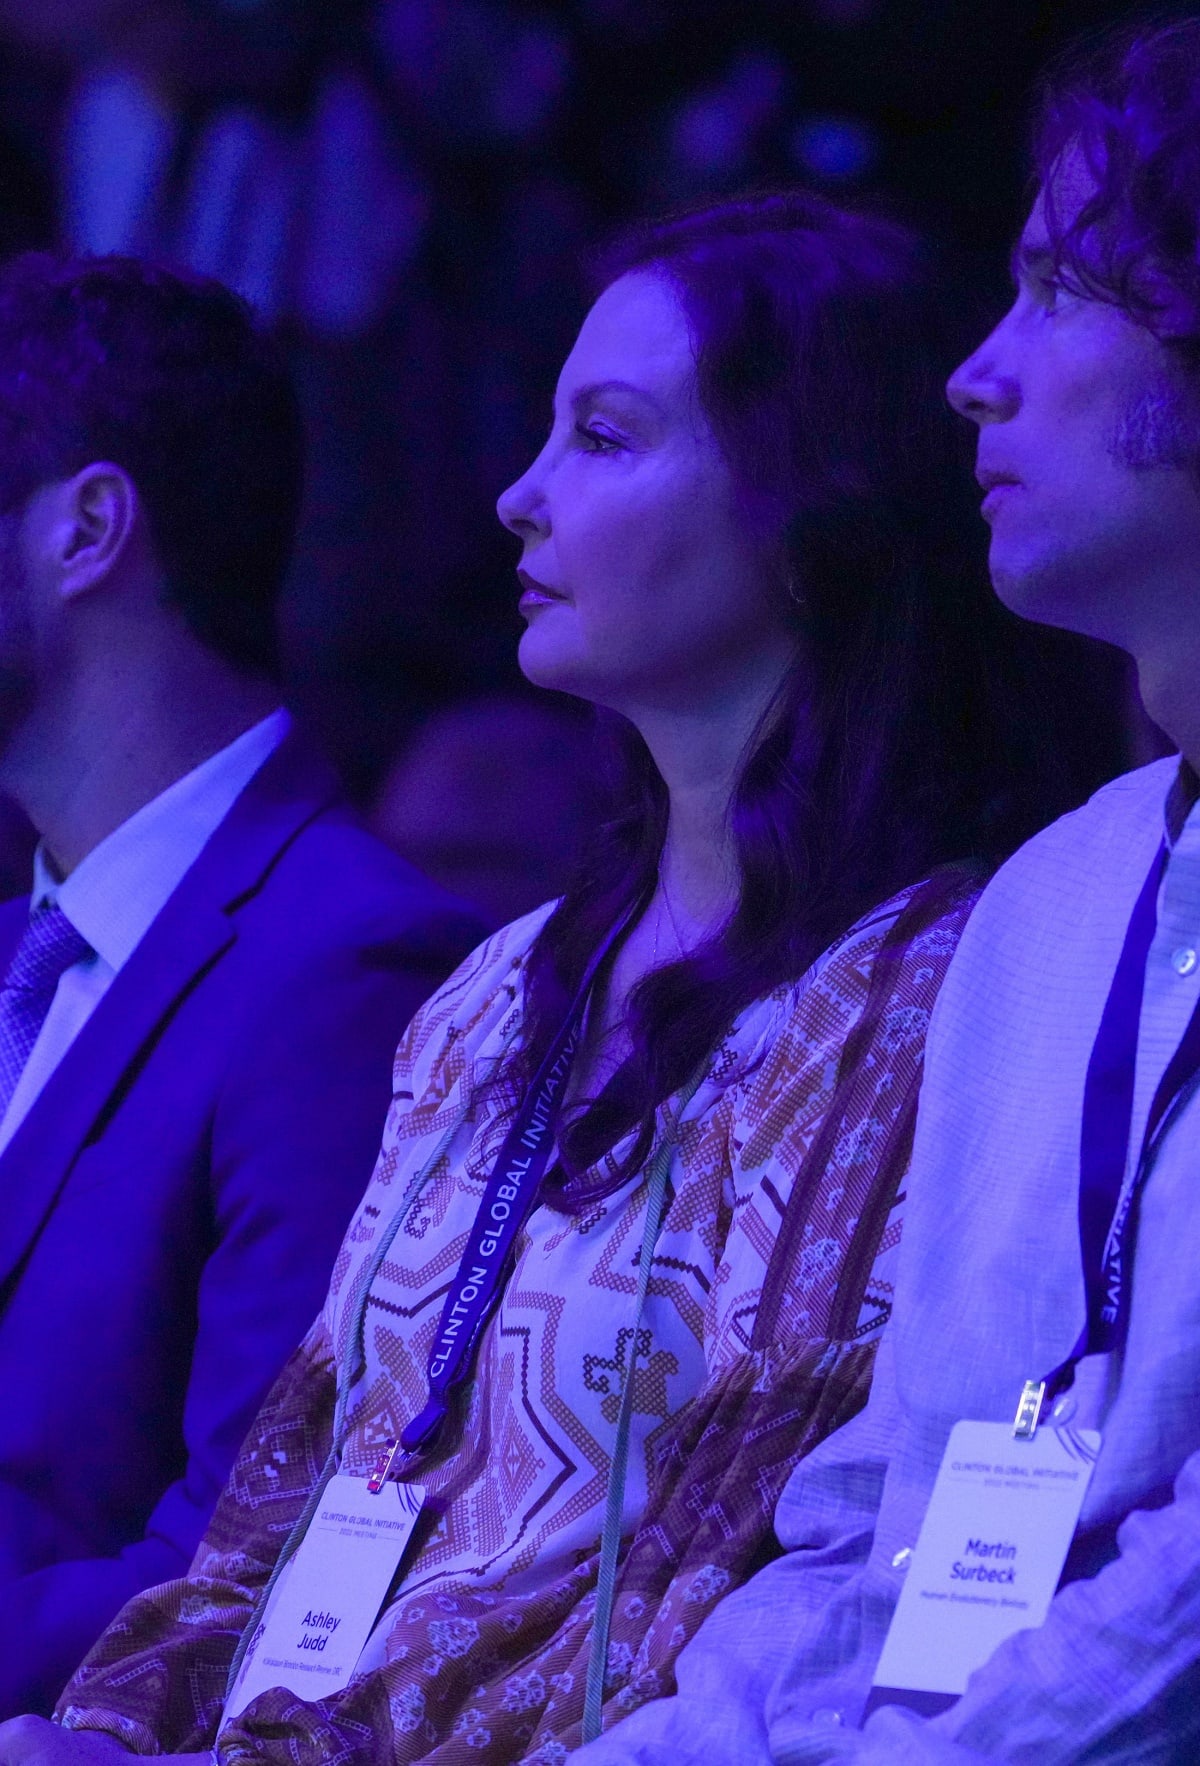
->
<box><xmin>497</xmin><ymin>270</ymin><xmax>794</xmax><ymax>719</ymax></box>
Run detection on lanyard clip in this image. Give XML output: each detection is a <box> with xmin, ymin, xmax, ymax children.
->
<box><xmin>367</xmin><ymin>1438</ymin><xmax>407</xmax><ymax>1493</ymax></box>
<box><xmin>1013</xmin><ymin>1378</ymin><xmax>1046</xmax><ymax>1440</ymax></box>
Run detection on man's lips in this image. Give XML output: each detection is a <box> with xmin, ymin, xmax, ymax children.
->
<box><xmin>975</xmin><ymin>467</ymin><xmax>1022</xmax><ymax>492</ymax></box>
<box><xmin>975</xmin><ymin>468</ymin><xmax>1023</xmax><ymax>521</ymax></box>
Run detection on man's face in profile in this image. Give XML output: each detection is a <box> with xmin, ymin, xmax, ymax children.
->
<box><xmin>946</xmin><ymin>157</ymin><xmax>1200</xmax><ymax>660</ymax></box>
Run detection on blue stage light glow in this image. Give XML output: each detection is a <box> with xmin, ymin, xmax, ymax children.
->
<box><xmin>791</xmin><ymin>115</ymin><xmax>878</xmax><ymax>182</ymax></box>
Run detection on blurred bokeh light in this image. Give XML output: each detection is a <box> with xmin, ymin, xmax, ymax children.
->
<box><xmin>0</xmin><ymin>0</ymin><xmax>1160</xmax><ymax>809</ymax></box>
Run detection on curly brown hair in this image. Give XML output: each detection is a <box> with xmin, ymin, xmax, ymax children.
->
<box><xmin>1035</xmin><ymin>16</ymin><xmax>1200</xmax><ymax>364</ymax></box>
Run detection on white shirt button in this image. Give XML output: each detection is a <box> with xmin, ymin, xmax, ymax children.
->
<box><xmin>891</xmin><ymin>1546</ymin><xmax>913</xmax><ymax>1569</ymax></box>
<box><xmin>1172</xmin><ymin>947</ymin><xmax>1198</xmax><ymax>976</ymax></box>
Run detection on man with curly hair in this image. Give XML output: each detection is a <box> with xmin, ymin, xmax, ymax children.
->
<box><xmin>567</xmin><ymin>17</ymin><xmax>1200</xmax><ymax>1766</ymax></box>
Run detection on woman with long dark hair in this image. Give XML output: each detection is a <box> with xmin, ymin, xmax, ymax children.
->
<box><xmin>45</xmin><ymin>192</ymin><xmax>1120</xmax><ymax>1766</ymax></box>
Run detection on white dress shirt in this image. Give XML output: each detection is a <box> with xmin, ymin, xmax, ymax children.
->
<box><xmin>582</xmin><ymin>755</ymin><xmax>1200</xmax><ymax>1766</ymax></box>
<box><xmin>0</xmin><ymin>708</ymin><xmax>290</xmax><ymax>1156</ymax></box>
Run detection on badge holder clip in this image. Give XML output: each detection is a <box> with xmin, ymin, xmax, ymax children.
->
<box><xmin>367</xmin><ymin>1437</ymin><xmax>419</xmax><ymax>1493</ymax></box>
<box><xmin>1012</xmin><ymin>1377</ymin><xmax>1046</xmax><ymax>1440</ymax></box>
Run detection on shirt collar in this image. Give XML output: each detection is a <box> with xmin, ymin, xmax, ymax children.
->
<box><xmin>33</xmin><ymin>708</ymin><xmax>290</xmax><ymax>973</ymax></box>
<box><xmin>1165</xmin><ymin>757</ymin><xmax>1200</xmax><ymax>850</ymax></box>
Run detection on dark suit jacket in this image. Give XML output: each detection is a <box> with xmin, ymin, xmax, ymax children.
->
<box><xmin>0</xmin><ymin>734</ymin><xmax>486</xmax><ymax>1715</ymax></box>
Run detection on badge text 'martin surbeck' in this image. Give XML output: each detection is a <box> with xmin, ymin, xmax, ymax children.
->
<box><xmin>950</xmin><ymin>1539</ymin><xmax>1018</xmax><ymax>1585</ymax></box>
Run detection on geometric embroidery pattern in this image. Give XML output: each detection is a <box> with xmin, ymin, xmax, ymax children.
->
<box><xmin>58</xmin><ymin>871</ymin><xmax>982</xmax><ymax>1764</ymax></box>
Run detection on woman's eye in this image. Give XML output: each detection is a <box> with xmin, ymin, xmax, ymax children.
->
<box><xmin>575</xmin><ymin>423</ymin><xmax>623</xmax><ymax>453</ymax></box>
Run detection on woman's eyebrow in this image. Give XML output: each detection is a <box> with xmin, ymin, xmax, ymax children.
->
<box><xmin>568</xmin><ymin>378</ymin><xmax>669</xmax><ymax>415</ymax></box>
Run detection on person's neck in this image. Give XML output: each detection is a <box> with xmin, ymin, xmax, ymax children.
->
<box><xmin>655</xmin><ymin>754</ymin><xmax>739</xmax><ymax>934</ymax></box>
<box><xmin>1</xmin><ymin>652</ymin><xmax>280</xmax><ymax>877</ymax></box>
<box><xmin>1135</xmin><ymin>643</ymin><xmax>1200</xmax><ymax>779</ymax></box>
<box><xmin>630</xmin><ymin>656</ymin><xmax>793</xmax><ymax>936</ymax></box>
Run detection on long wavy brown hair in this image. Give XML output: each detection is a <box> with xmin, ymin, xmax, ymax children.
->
<box><xmin>512</xmin><ymin>188</ymin><xmax>1126</xmax><ymax>1208</ymax></box>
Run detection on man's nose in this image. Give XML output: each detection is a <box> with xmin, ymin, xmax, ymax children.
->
<box><xmin>946</xmin><ymin>332</ymin><xmax>1020</xmax><ymax>427</ymax></box>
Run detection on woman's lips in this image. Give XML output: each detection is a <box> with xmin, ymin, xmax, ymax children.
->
<box><xmin>517</xmin><ymin>570</ymin><xmax>567</xmax><ymax>610</ymax></box>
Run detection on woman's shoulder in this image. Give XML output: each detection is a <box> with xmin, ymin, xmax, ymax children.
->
<box><xmin>712</xmin><ymin>863</ymin><xmax>987</xmax><ymax>1104</ymax></box>
<box><xmin>396</xmin><ymin>899</ymin><xmax>557</xmax><ymax>1078</ymax></box>
<box><xmin>791</xmin><ymin>862</ymin><xmax>986</xmax><ymax>1048</ymax></box>
<box><xmin>810</xmin><ymin>861</ymin><xmax>987</xmax><ymax>989</ymax></box>
<box><xmin>448</xmin><ymin>899</ymin><xmax>558</xmax><ymax>996</ymax></box>
<box><xmin>681</xmin><ymin>867</ymin><xmax>988</xmax><ymax>1356</ymax></box>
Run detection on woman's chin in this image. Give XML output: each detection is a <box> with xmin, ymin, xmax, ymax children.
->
<box><xmin>517</xmin><ymin>626</ymin><xmax>594</xmax><ymax>699</ymax></box>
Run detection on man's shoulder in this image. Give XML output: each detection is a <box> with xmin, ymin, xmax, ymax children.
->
<box><xmin>174</xmin><ymin>730</ymin><xmax>486</xmax><ymax>950</ymax></box>
<box><xmin>980</xmin><ymin>756</ymin><xmax>1175</xmax><ymax>915</ymax></box>
<box><xmin>931</xmin><ymin>757</ymin><xmax>1176</xmax><ymax>1032</ymax></box>
<box><xmin>233</xmin><ymin>794</ymin><xmax>489</xmax><ymax>957</ymax></box>
<box><xmin>1016</xmin><ymin>754</ymin><xmax>1174</xmax><ymax>854</ymax></box>
<box><xmin>272</xmin><ymin>800</ymin><xmax>464</xmax><ymax>912</ymax></box>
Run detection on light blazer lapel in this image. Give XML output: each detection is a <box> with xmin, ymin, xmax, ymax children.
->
<box><xmin>0</xmin><ymin>733</ymin><xmax>342</xmax><ymax>1303</ymax></box>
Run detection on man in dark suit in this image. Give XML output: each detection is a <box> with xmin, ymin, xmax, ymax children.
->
<box><xmin>0</xmin><ymin>253</ymin><xmax>485</xmax><ymax>1714</ymax></box>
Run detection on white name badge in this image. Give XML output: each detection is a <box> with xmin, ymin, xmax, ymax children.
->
<box><xmin>868</xmin><ymin>1419</ymin><xmax>1100</xmax><ymax>1719</ymax></box>
<box><xmin>221</xmin><ymin>1473</ymin><xmax>424</xmax><ymax>1729</ymax></box>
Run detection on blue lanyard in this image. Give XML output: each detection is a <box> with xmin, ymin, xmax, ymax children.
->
<box><xmin>1037</xmin><ymin>840</ymin><xmax>1200</xmax><ymax>1415</ymax></box>
<box><xmin>369</xmin><ymin>904</ymin><xmax>638</xmax><ymax>1484</ymax></box>
<box><xmin>222</xmin><ymin>948</ymin><xmax>703</xmax><ymax>1731</ymax></box>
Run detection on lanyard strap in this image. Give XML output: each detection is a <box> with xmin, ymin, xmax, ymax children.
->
<box><xmin>392</xmin><ymin>907</ymin><xmax>636</xmax><ymax>1464</ymax></box>
<box><xmin>1042</xmin><ymin>840</ymin><xmax>1200</xmax><ymax>1409</ymax></box>
<box><xmin>223</xmin><ymin>925</ymin><xmax>703</xmax><ymax>1726</ymax></box>
<box><xmin>581</xmin><ymin>1060</ymin><xmax>707</xmax><ymax>1746</ymax></box>
<box><xmin>224</xmin><ymin>910</ymin><xmax>636</xmax><ymax>1706</ymax></box>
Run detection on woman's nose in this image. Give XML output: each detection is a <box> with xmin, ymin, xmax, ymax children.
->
<box><xmin>496</xmin><ymin>457</ymin><xmax>550</xmax><ymax>539</ymax></box>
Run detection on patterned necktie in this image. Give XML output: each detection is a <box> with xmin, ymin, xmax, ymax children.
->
<box><xmin>0</xmin><ymin>903</ymin><xmax>94</xmax><ymax>1120</ymax></box>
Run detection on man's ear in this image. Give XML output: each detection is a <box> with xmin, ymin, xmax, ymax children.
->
<box><xmin>53</xmin><ymin>463</ymin><xmax>141</xmax><ymax>604</ymax></box>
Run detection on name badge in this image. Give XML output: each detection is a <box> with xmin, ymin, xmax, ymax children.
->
<box><xmin>221</xmin><ymin>1473</ymin><xmax>424</xmax><ymax>1729</ymax></box>
<box><xmin>865</xmin><ymin>1419</ymin><xmax>1100</xmax><ymax>1721</ymax></box>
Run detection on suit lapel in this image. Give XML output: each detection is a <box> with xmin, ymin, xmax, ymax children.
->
<box><xmin>0</xmin><ymin>733</ymin><xmax>343</xmax><ymax>1299</ymax></box>
<box><xmin>0</xmin><ymin>900</ymin><xmax>27</xmax><ymax>979</ymax></box>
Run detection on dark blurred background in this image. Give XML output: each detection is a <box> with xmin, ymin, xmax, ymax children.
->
<box><xmin>0</xmin><ymin>0</ymin><xmax>1171</xmax><ymax>904</ymax></box>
